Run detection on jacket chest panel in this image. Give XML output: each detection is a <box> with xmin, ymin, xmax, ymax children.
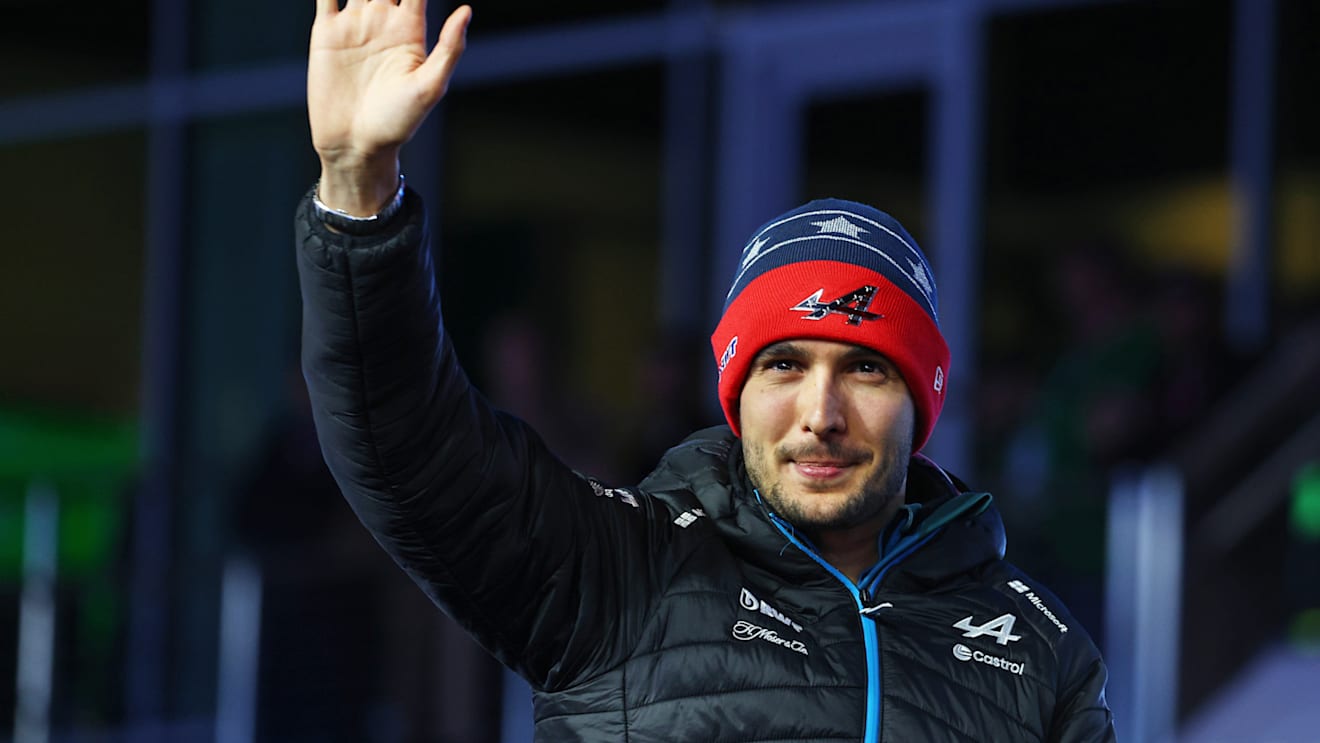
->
<box><xmin>617</xmin><ymin>577</ymin><xmax>869</xmax><ymax>741</ymax></box>
<box><xmin>625</xmin><ymin>562</ymin><xmax>869</xmax><ymax>705</ymax></box>
<box><xmin>870</xmin><ymin>593</ymin><xmax>1053</xmax><ymax>739</ymax></box>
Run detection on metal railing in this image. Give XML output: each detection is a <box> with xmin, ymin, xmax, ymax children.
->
<box><xmin>1105</xmin><ymin>317</ymin><xmax>1320</xmax><ymax>742</ymax></box>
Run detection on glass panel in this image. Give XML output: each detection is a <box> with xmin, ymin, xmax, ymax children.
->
<box><xmin>441</xmin><ymin>65</ymin><xmax>666</xmax><ymax>484</ymax></box>
<box><xmin>0</xmin><ymin>0</ymin><xmax>150</xmax><ymax>98</ymax></box>
<box><xmin>185</xmin><ymin>110</ymin><xmax>318</xmax><ymax>474</ymax></box>
<box><xmin>443</xmin><ymin>0</ymin><xmax>665</xmax><ymax>34</ymax></box>
<box><xmin>981</xmin><ymin>0</ymin><xmax>1233</xmax><ymax>659</ymax></box>
<box><xmin>0</xmin><ymin>129</ymin><xmax>146</xmax><ymax>731</ymax></box>
<box><xmin>190</xmin><ymin>0</ymin><xmax>670</xmax><ymax>70</ymax></box>
<box><xmin>191</xmin><ymin>2</ymin><xmax>313</xmax><ymax>70</ymax></box>
<box><xmin>0</xmin><ymin>133</ymin><xmax>147</xmax><ymax>413</ymax></box>
<box><xmin>1276</xmin><ymin>0</ymin><xmax>1320</xmax><ymax>321</ymax></box>
<box><xmin>172</xmin><ymin>109</ymin><xmax>319</xmax><ymax>717</ymax></box>
<box><xmin>804</xmin><ymin>91</ymin><xmax>928</xmax><ymax>239</ymax></box>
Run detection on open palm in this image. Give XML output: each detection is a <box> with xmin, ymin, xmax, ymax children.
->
<box><xmin>308</xmin><ymin>0</ymin><xmax>470</xmax><ymax>170</ymax></box>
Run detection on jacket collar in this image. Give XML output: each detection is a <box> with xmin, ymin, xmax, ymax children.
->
<box><xmin>644</xmin><ymin>426</ymin><xmax>1006</xmax><ymax>594</ymax></box>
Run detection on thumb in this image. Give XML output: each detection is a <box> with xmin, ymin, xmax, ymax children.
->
<box><xmin>418</xmin><ymin>5</ymin><xmax>471</xmax><ymax>98</ymax></box>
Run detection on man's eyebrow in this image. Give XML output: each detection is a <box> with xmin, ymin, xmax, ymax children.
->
<box><xmin>751</xmin><ymin>342</ymin><xmax>893</xmax><ymax>366</ymax></box>
<box><xmin>838</xmin><ymin>345</ymin><xmax>892</xmax><ymax>365</ymax></box>
<box><xmin>753</xmin><ymin>341</ymin><xmax>806</xmax><ymax>361</ymax></box>
<box><xmin>755</xmin><ymin>343</ymin><xmax>887</xmax><ymax>364</ymax></box>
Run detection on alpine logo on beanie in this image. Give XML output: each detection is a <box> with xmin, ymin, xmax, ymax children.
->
<box><xmin>791</xmin><ymin>285</ymin><xmax>882</xmax><ymax>324</ymax></box>
<box><xmin>710</xmin><ymin>198</ymin><xmax>951</xmax><ymax>452</ymax></box>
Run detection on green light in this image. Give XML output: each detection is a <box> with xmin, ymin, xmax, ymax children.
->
<box><xmin>1292</xmin><ymin>462</ymin><xmax>1320</xmax><ymax>540</ymax></box>
<box><xmin>0</xmin><ymin>407</ymin><xmax>138</xmax><ymax>580</ymax></box>
<box><xmin>1290</xmin><ymin>608</ymin><xmax>1320</xmax><ymax>654</ymax></box>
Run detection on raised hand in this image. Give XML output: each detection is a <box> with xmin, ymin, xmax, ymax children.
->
<box><xmin>308</xmin><ymin>0</ymin><xmax>471</xmax><ymax>215</ymax></box>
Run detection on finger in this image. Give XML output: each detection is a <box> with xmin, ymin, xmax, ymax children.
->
<box><xmin>315</xmin><ymin>0</ymin><xmax>339</xmax><ymax>17</ymax></box>
<box><xmin>418</xmin><ymin>5</ymin><xmax>471</xmax><ymax>89</ymax></box>
<box><xmin>437</xmin><ymin>4</ymin><xmax>472</xmax><ymax>50</ymax></box>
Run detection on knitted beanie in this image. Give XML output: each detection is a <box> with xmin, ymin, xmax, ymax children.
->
<box><xmin>710</xmin><ymin>198</ymin><xmax>950</xmax><ymax>452</ymax></box>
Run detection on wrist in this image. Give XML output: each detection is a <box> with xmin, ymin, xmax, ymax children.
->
<box><xmin>315</xmin><ymin>155</ymin><xmax>401</xmax><ymax>216</ymax></box>
<box><xmin>313</xmin><ymin>173</ymin><xmax>407</xmax><ymax>235</ymax></box>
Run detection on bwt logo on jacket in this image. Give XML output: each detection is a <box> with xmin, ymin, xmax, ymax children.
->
<box><xmin>740</xmin><ymin>588</ymin><xmax>803</xmax><ymax>633</ymax></box>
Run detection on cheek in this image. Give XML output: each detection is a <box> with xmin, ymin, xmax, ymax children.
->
<box><xmin>891</xmin><ymin>398</ymin><xmax>916</xmax><ymax>437</ymax></box>
<box><xmin>856</xmin><ymin>392</ymin><xmax>916</xmax><ymax>442</ymax></box>
<box><xmin>896</xmin><ymin>401</ymin><xmax>917</xmax><ymax>448</ymax></box>
<box><xmin>738</xmin><ymin>384</ymin><xmax>787</xmax><ymax>438</ymax></box>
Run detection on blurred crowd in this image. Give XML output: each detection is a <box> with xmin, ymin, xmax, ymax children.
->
<box><xmin>976</xmin><ymin>241</ymin><xmax>1244</xmax><ymax>641</ymax></box>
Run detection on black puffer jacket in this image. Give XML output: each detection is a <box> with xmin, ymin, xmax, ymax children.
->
<box><xmin>296</xmin><ymin>189</ymin><xmax>1115</xmax><ymax>742</ymax></box>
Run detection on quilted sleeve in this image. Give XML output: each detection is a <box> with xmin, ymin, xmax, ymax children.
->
<box><xmin>294</xmin><ymin>186</ymin><xmax>671</xmax><ymax>690</ymax></box>
<box><xmin>1047</xmin><ymin>649</ymin><xmax>1116</xmax><ymax>742</ymax></box>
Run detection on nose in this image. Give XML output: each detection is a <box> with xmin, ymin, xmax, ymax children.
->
<box><xmin>798</xmin><ymin>370</ymin><xmax>846</xmax><ymax>436</ymax></box>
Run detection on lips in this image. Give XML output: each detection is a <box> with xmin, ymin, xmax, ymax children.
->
<box><xmin>792</xmin><ymin>460</ymin><xmax>853</xmax><ymax>479</ymax></box>
<box><xmin>779</xmin><ymin>442</ymin><xmax>869</xmax><ymax>483</ymax></box>
<box><xmin>786</xmin><ymin>447</ymin><xmax>867</xmax><ymax>482</ymax></box>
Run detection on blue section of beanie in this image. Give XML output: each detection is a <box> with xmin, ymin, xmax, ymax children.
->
<box><xmin>723</xmin><ymin>198</ymin><xmax>939</xmax><ymax>326</ymax></box>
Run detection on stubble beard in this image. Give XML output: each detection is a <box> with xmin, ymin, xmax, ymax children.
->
<box><xmin>745</xmin><ymin>436</ymin><xmax>911</xmax><ymax>534</ymax></box>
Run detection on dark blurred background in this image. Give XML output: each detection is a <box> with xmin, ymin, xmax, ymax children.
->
<box><xmin>1</xmin><ymin>0</ymin><xmax>1317</xmax><ymax>741</ymax></box>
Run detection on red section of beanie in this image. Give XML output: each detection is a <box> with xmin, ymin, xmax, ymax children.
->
<box><xmin>711</xmin><ymin>260</ymin><xmax>950</xmax><ymax>451</ymax></box>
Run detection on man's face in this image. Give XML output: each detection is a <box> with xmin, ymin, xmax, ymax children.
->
<box><xmin>739</xmin><ymin>339</ymin><xmax>915</xmax><ymax>535</ymax></box>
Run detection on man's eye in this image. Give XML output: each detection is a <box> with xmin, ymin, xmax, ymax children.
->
<box><xmin>856</xmin><ymin>361</ymin><xmax>887</xmax><ymax>375</ymax></box>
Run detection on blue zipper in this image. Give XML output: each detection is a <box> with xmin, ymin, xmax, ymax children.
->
<box><xmin>760</xmin><ymin>506</ymin><xmax>883</xmax><ymax>743</ymax></box>
<box><xmin>753</xmin><ymin>485</ymin><xmax>990</xmax><ymax>741</ymax></box>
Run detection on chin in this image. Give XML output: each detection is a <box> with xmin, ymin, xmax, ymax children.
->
<box><xmin>769</xmin><ymin>488</ymin><xmax>884</xmax><ymax>532</ymax></box>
